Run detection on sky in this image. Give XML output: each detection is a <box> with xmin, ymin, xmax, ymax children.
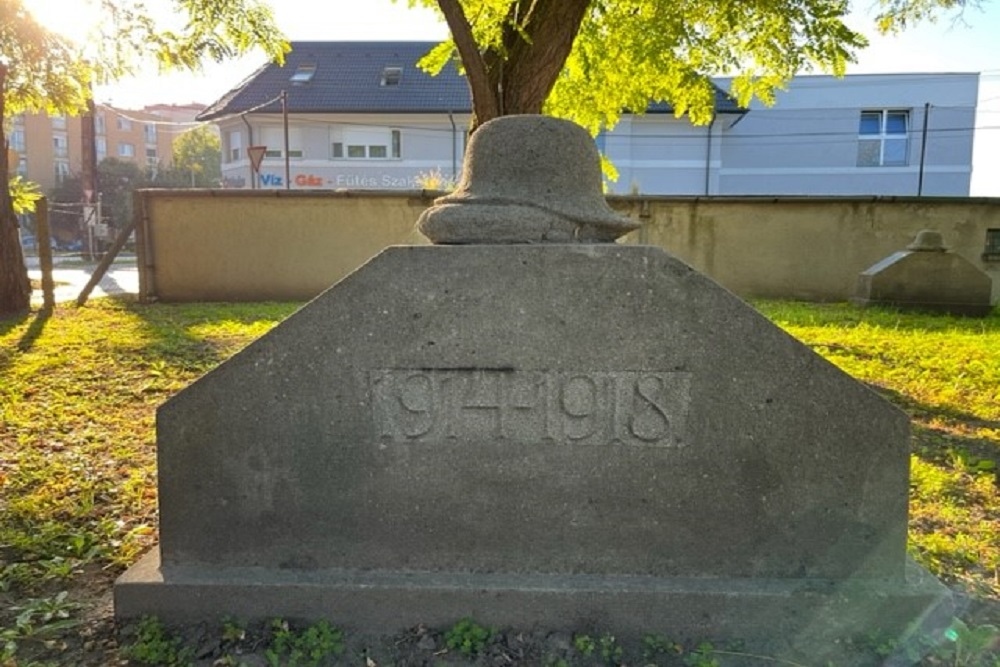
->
<box><xmin>24</xmin><ymin>0</ymin><xmax>1000</xmax><ymax>195</ymax></box>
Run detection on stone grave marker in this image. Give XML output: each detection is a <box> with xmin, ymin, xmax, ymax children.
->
<box><xmin>854</xmin><ymin>229</ymin><xmax>993</xmax><ymax>316</ymax></box>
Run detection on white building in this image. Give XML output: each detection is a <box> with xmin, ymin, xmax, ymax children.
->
<box><xmin>712</xmin><ymin>74</ymin><xmax>979</xmax><ymax>196</ymax></box>
<box><xmin>199</xmin><ymin>42</ymin><xmax>979</xmax><ymax>197</ymax></box>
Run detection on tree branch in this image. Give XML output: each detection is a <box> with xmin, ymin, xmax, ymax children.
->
<box><xmin>436</xmin><ymin>0</ymin><xmax>500</xmax><ymax>128</ymax></box>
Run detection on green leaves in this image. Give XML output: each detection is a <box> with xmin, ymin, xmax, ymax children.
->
<box><xmin>7</xmin><ymin>175</ymin><xmax>40</xmax><ymax>215</ymax></box>
<box><xmin>0</xmin><ymin>0</ymin><xmax>93</xmax><ymax>116</ymax></box>
<box><xmin>89</xmin><ymin>0</ymin><xmax>288</xmax><ymax>83</ymax></box>
<box><xmin>122</xmin><ymin>616</ymin><xmax>194</xmax><ymax>666</ymax></box>
<box><xmin>171</xmin><ymin>126</ymin><xmax>223</xmax><ymax>187</ymax></box>
<box><xmin>547</xmin><ymin>0</ymin><xmax>869</xmax><ymax>134</ymax></box>
<box><xmin>408</xmin><ymin>0</ymin><xmax>971</xmax><ymax>139</ymax></box>
<box><xmin>265</xmin><ymin>619</ymin><xmax>344</xmax><ymax>667</ymax></box>
<box><xmin>2</xmin><ymin>0</ymin><xmax>288</xmax><ymax>116</ymax></box>
<box><xmin>875</xmin><ymin>0</ymin><xmax>972</xmax><ymax>33</ymax></box>
<box><xmin>444</xmin><ymin>617</ymin><xmax>494</xmax><ymax>657</ymax></box>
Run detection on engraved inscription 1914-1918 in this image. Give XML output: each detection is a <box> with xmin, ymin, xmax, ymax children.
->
<box><xmin>370</xmin><ymin>369</ymin><xmax>691</xmax><ymax>447</ymax></box>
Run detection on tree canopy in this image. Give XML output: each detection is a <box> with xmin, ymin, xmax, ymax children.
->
<box><xmin>172</xmin><ymin>126</ymin><xmax>223</xmax><ymax>188</ymax></box>
<box><xmin>0</xmin><ymin>0</ymin><xmax>288</xmax><ymax>316</ymax></box>
<box><xmin>410</xmin><ymin>0</ymin><xmax>981</xmax><ymax>133</ymax></box>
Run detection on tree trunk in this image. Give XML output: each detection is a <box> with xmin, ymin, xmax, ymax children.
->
<box><xmin>491</xmin><ymin>0</ymin><xmax>592</xmax><ymax>118</ymax></box>
<box><xmin>438</xmin><ymin>0</ymin><xmax>592</xmax><ymax>132</ymax></box>
<box><xmin>437</xmin><ymin>0</ymin><xmax>501</xmax><ymax>130</ymax></box>
<box><xmin>0</xmin><ymin>63</ymin><xmax>33</xmax><ymax>318</ymax></box>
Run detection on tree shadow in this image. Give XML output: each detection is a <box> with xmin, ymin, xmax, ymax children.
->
<box><xmin>0</xmin><ymin>304</ymin><xmax>52</xmax><ymax>350</ymax></box>
<box><xmin>115</xmin><ymin>298</ymin><xmax>301</xmax><ymax>375</ymax></box>
<box><xmin>0</xmin><ymin>307</ymin><xmax>54</xmax><ymax>381</ymax></box>
<box><xmin>16</xmin><ymin>306</ymin><xmax>53</xmax><ymax>352</ymax></box>
<box><xmin>873</xmin><ymin>383</ymin><xmax>1000</xmax><ymax>432</ymax></box>
<box><xmin>866</xmin><ymin>382</ymin><xmax>999</xmax><ymax>471</ymax></box>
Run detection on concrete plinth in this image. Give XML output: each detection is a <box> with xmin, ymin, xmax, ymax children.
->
<box><xmin>117</xmin><ymin>243</ymin><xmax>950</xmax><ymax>656</ymax></box>
<box><xmin>117</xmin><ymin>547</ymin><xmax>952</xmax><ymax>659</ymax></box>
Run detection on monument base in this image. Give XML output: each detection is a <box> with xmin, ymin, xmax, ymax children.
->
<box><xmin>116</xmin><ymin>548</ymin><xmax>953</xmax><ymax>661</ymax></box>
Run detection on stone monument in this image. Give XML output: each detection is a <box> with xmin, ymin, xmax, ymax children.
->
<box><xmin>116</xmin><ymin>115</ymin><xmax>951</xmax><ymax>660</ymax></box>
<box><xmin>854</xmin><ymin>229</ymin><xmax>994</xmax><ymax>316</ymax></box>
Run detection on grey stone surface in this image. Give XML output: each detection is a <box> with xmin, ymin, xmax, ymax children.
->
<box><xmin>854</xmin><ymin>229</ymin><xmax>993</xmax><ymax>316</ymax></box>
<box><xmin>417</xmin><ymin>116</ymin><xmax>639</xmax><ymax>243</ymax></box>
<box><xmin>115</xmin><ymin>244</ymin><xmax>947</xmax><ymax>647</ymax></box>
<box><xmin>117</xmin><ymin>548</ymin><xmax>952</xmax><ymax>654</ymax></box>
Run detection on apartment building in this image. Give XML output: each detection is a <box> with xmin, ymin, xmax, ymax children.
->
<box><xmin>8</xmin><ymin>103</ymin><xmax>205</xmax><ymax>193</ymax></box>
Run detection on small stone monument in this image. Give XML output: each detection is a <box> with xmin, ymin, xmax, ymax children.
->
<box><xmin>117</xmin><ymin>115</ymin><xmax>950</xmax><ymax>660</ymax></box>
<box><xmin>417</xmin><ymin>116</ymin><xmax>639</xmax><ymax>243</ymax></box>
<box><xmin>853</xmin><ymin>229</ymin><xmax>994</xmax><ymax>316</ymax></box>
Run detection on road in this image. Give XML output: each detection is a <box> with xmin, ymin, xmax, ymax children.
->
<box><xmin>25</xmin><ymin>254</ymin><xmax>140</xmax><ymax>305</ymax></box>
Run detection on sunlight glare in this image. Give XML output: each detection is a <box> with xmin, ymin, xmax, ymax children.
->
<box><xmin>24</xmin><ymin>0</ymin><xmax>101</xmax><ymax>47</ymax></box>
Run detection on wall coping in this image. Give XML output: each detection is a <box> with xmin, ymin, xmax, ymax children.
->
<box><xmin>137</xmin><ymin>189</ymin><xmax>1000</xmax><ymax>207</ymax></box>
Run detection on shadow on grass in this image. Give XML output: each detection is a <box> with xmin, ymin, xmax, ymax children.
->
<box><xmin>864</xmin><ymin>383</ymin><xmax>1000</xmax><ymax>472</ymax></box>
<box><xmin>874</xmin><ymin>384</ymin><xmax>1000</xmax><ymax>433</ymax></box>
<box><xmin>117</xmin><ymin>298</ymin><xmax>301</xmax><ymax>374</ymax></box>
<box><xmin>16</xmin><ymin>307</ymin><xmax>53</xmax><ymax>352</ymax></box>
<box><xmin>0</xmin><ymin>307</ymin><xmax>53</xmax><ymax>376</ymax></box>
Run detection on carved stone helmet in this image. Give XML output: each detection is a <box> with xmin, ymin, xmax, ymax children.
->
<box><xmin>417</xmin><ymin>115</ymin><xmax>639</xmax><ymax>244</ymax></box>
<box><xmin>906</xmin><ymin>229</ymin><xmax>948</xmax><ymax>252</ymax></box>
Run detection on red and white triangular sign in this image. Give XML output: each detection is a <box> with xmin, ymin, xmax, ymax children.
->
<box><xmin>247</xmin><ymin>146</ymin><xmax>267</xmax><ymax>172</ymax></box>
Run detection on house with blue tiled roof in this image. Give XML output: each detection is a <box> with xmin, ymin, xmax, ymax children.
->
<box><xmin>199</xmin><ymin>41</ymin><xmax>979</xmax><ymax>196</ymax></box>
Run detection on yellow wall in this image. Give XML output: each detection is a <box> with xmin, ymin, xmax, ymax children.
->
<box><xmin>616</xmin><ymin>197</ymin><xmax>1000</xmax><ymax>303</ymax></box>
<box><xmin>138</xmin><ymin>190</ymin><xmax>431</xmax><ymax>301</ymax></box>
<box><xmin>138</xmin><ymin>190</ymin><xmax>1000</xmax><ymax>304</ymax></box>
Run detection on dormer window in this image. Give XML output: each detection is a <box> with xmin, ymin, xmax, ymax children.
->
<box><xmin>381</xmin><ymin>67</ymin><xmax>402</xmax><ymax>86</ymax></box>
<box><xmin>290</xmin><ymin>64</ymin><xmax>316</xmax><ymax>84</ymax></box>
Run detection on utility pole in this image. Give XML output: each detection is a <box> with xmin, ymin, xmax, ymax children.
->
<box><xmin>81</xmin><ymin>97</ymin><xmax>98</xmax><ymax>259</ymax></box>
<box><xmin>917</xmin><ymin>102</ymin><xmax>930</xmax><ymax>197</ymax></box>
<box><xmin>282</xmin><ymin>90</ymin><xmax>290</xmax><ymax>190</ymax></box>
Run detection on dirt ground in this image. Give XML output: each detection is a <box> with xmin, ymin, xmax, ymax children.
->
<box><xmin>5</xmin><ymin>563</ymin><xmax>998</xmax><ymax>667</ymax></box>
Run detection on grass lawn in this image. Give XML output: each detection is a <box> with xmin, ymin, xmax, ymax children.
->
<box><xmin>0</xmin><ymin>297</ymin><xmax>997</xmax><ymax>666</ymax></box>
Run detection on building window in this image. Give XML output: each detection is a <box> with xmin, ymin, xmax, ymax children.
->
<box><xmin>10</xmin><ymin>128</ymin><xmax>25</xmax><ymax>152</ymax></box>
<box><xmin>331</xmin><ymin>127</ymin><xmax>401</xmax><ymax>159</ymax></box>
<box><xmin>594</xmin><ymin>131</ymin><xmax>607</xmax><ymax>154</ymax></box>
<box><xmin>53</xmin><ymin>134</ymin><xmax>69</xmax><ymax>158</ymax></box>
<box><xmin>983</xmin><ymin>229</ymin><xmax>1000</xmax><ymax>262</ymax></box>
<box><xmin>51</xmin><ymin>114</ymin><xmax>66</xmax><ymax>129</ymax></box>
<box><xmin>54</xmin><ymin>160</ymin><xmax>70</xmax><ymax>183</ymax></box>
<box><xmin>144</xmin><ymin>124</ymin><xmax>157</xmax><ymax>143</ymax></box>
<box><xmin>381</xmin><ymin>66</ymin><xmax>402</xmax><ymax>86</ymax></box>
<box><xmin>117</xmin><ymin>116</ymin><xmax>132</xmax><ymax>131</ymax></box>
<box><xmin>290</xmin><ymin>63</ymin><xmax>316</xmax><ymax>84</ymax></box>
<box><xmin>95</xmin><ymin>112</ymin><xmax>106</xmax><ymax>135</ymax></box>
<box><xmin>146</xmin><ymin>148</ymin><xmax>158</xmax><ymax>167</ymax></box>
<box><xmin>228</xmin><ymin>130</ymin><xmax>242</xmax><ymax>162</ymax></box>
<box><xmin>16</xmin><ymin>157</ymin><xmax>28</xmax><ymax>177</ymax></box>
<box><xmin>260</xmin><ymin>126</ymin><xmax>303</xmax><ymax>158</ymax></box>
<box><xmin>264</xmin><ymin>147</ymin><xmax>304</xmax><ymax>158</ymax></box>
<box><xmin>96</xmin><ymin>137</ymin><xmax>107</xmax><ymax>161</ymax></box>
<box><xmin>858</xmin><ymin>110</ymin><xmax>909</xmax><ymax>167</ymax></box>
<box><xmin>118</xmin><ymin>142</ymin><xmax>135</xmax><ymax>158</ymax></box>
<box><xmin>391</xmin><ymin>130</ymin><xmax>401</xmax><ymax>158</ymax></box>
